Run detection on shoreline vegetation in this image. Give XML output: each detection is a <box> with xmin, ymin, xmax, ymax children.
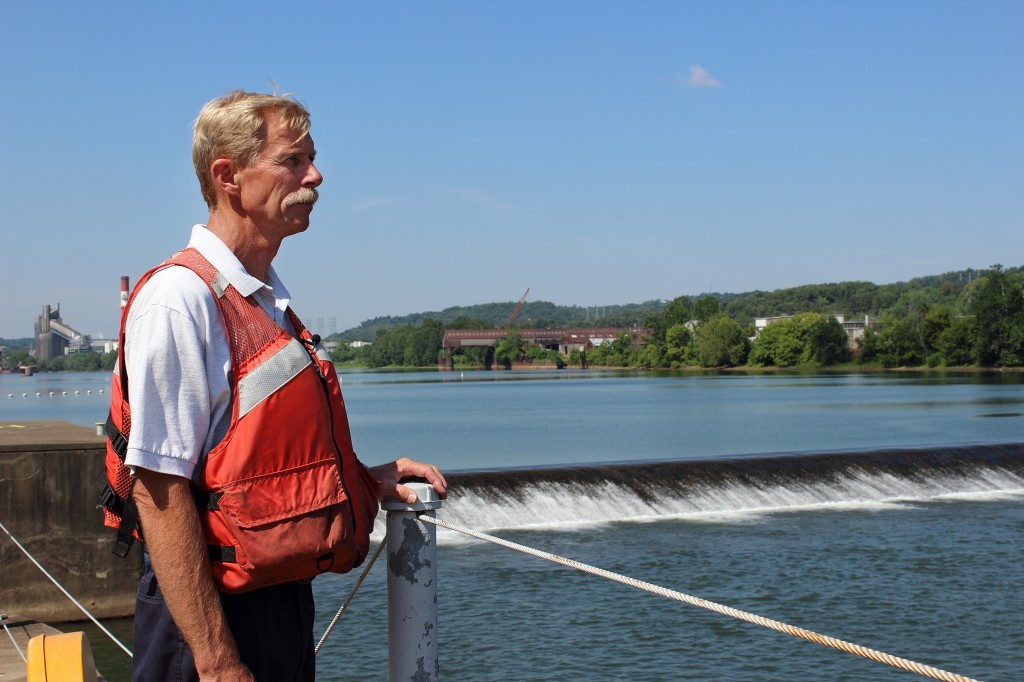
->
<box><xmin>5</xmin><ymin>264</ymin><xmax>1024</xmax><ymax>373</ymax></box>
<box><xmin>335</xmin><ymin>264</ymin><xmax>1024</xmax><ymax>372</ymax></box>
<box><xmin>332</xmin><ymin>361</ymin><xmax>1024</xmax><ymax>374</ymax></box>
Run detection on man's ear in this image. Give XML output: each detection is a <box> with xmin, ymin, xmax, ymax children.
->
<box><xmin>210</xmin><ymin>158</ymin><xmax>241</xmax><ymax>197</ymax></box>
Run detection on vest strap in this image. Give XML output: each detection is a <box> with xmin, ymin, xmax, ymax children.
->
<box><xmin>99</xmin><ymin>479</ymin><xmax>122</xmax><ymax>515</ymax></box>
<box><xmin>112</xmin><ymin>494</ymin><xmax>139</xmax><ymax>558</ymax></box>
<box><xmin>192</xmin><ymin>490</ymin><xmax>222</xmax><ymax>511</ymax></box>
<box><xmin>209</xmin><ymin>545</ymin><xmax>236</xmax><ymax>563</ymax></box>
<box><xmin>105</xmin><ymin>412</ymin><xmax>128</xmax><ymax>461</ymax></box>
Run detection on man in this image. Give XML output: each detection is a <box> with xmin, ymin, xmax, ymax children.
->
<box><xmin>109</xmin><ymin>90</ymin><xmax>447</xmax><ymax>681</ymax></box>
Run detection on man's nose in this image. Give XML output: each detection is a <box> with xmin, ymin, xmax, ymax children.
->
<box><xmin>305</xmin><ymin>163</ymin><xmax>323</xmax><ymax>188</ymax></box>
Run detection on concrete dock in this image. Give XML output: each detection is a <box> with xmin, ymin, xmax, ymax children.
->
<box><xmin>0</xmin><ymin>421</ymin><xmax>142</xmax><ymax>623</ymax></box>
<box><xmin>0</xmin><ymin>613</ymin><xmax>106</xmax><ymax>681</ymax></box>
<box><xmin>1</xmin><ymin>421</ymin><xmax>135</xmax><ymax>681</ymax></box>
<box><xmin>0</xmin><ymin>614</ymin><xmax>62</xmax><ymax>681</ymax></box>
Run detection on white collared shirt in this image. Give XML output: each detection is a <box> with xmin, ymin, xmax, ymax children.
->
<box><xmin>124</xmin><ymin>225</ymin><xmax>293</xmax><ymax>480</ymax></box>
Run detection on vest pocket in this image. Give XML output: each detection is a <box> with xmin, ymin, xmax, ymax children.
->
<box><xmin>210</xmin><ymin>458</ymin><xmax>363</xmax><ymax>592</ymax></box>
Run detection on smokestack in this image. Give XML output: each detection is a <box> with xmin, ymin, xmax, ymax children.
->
<box><xmin>120</xmin><ymin>276</ymin><xmax>130</xmax><ymax>310</ymax></box>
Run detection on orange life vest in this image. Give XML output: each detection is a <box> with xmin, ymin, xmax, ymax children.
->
<box><xmin>101</xmin><ymin>248</ymin><xmax>380</xmax><ymax>594</ymax></box>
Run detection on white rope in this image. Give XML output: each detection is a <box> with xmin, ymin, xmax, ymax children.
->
<box><xmin>421</xmin><ymin>515</ymin><xmax>981</xmax><ymax>682</ymax></box>
<box><xmin>0</xmin><ymin>519</ymin><xmax>133</xmax><ymax>658</ymax></box>
<box><xmin>315</xmin><ymin>538</ymin><xmax>386</xmax><ymax>656</ymax></box>
<box><xmin>1</xmin><ymin>612</ymin><xmax>27</xmax><ymax>663</ymax></box>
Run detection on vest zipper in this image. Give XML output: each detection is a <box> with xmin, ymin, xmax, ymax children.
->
<box><xmin>308</xmin><ymin>352</ymin><xmax>359</xmax><ymax>543</ymax></box>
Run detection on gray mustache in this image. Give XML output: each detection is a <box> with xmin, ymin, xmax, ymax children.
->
<box><xmin>284</xmin><ymin>188</ymin><xmax>319</xmax><ymax>207</ymax></box>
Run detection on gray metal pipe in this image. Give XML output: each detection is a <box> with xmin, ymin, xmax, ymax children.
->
<box><xmin>382</xmin><ymin>481</ymin><xmax>443</xmax><ymax>681</ymax></box>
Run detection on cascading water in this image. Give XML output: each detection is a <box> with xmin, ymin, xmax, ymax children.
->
<box><xmin>431</xmin><ymin>443</ymin><xmax>1024</xmax><ymax>531</ymax></box>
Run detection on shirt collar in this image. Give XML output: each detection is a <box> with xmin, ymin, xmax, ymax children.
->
<box><xmin>186</xmin><ymin>225</ymin><xmax>291</xmax><ymax>305</ymax></box>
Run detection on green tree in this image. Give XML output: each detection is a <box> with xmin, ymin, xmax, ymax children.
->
<box><xmin>366</xmin><ymin>320</ymin><xmax>445</xmax><ymax>367</ymax></box>
<box><xmin>937</xmin><ymin>316</ymin><xmax>975</xmax><ymax>366</ymax></box>
<box><xmin>2</xmin><ymin>350</ymin><xmax>34</xmax><ymax>371</ymax></box>
<box><xmin>330</xmin><ymin>343</ymin><xmax>366</xmax><ymax>365</ymax></box>
<box><xmin>692</xmin><ymin>296</ymin><xmax>720</xmax><ymax>325</ymax></box>
<box><xmin>919</xmin><ymin>304</ymin><xmax>953</xmax><ymax>359</ymax></box>
<box><xmin>368</xmin><ymin>325</ymin><xmax>411</xmax><ymax>366</ymax></box>
<box><xmin>454</xmin><ymin>346</ymin><xmax>491</xmax><ymax>369</ymax></box>
<box><xmin>858</xmin><ymin>314</ymin><xmax>923</xmax><ymax>367</ymax></box>
<box><xmin>494</xmin><ymin>330</ymin><xmax>526</xmax><ymax>369</ymax></box>
<box><xmin>971</xmin><ymin>265</ymin><xmax>1024</xmax><ymax>366</ymax></box>
<box><xmin>449</xmin><ymin>316</ymin><xmax>492</xmax><ymax>330</ymax></box>
<box><xmin>634</xmin><ymin>341</ymin><xmax>666</xmax><ymax>369</ymax></box>
<box><xmin>749</xmin><ymin>313</ymin><xmax>848</xmax><ymax>367</ymax></box>
<box><xmin>749</xmin><ymin>319</ymin><xmax>802</xmax><ymax>367</ymax></box>
<box><xmin>406</xmin><ymin>319</ymin><xmax>444</xmax><ymax>366</ymax></box>
<box><xmin>67</xmin><ymin>353</ymin><xmax>104</xmax><ymax>371</ymax></box>
<box><xmin>664</xmin><ymin>323</ymin><xmax>692</xmax><ymax>367</ymax></box>
<box><xmin>694</xmin><ymin>314</ymin><xmax>748</xmax><ymax>367</ymax></box>
<box><xmin>582</xmin><ymin>332</ymin><xmax>640</xmax><ymax>367</ymax></box>
<box><xmin>804</xmin><ymin>314</ymin><xmax>850</xmax><ymax>366</ymax></box>
<box><xmin>608</xmin><ymin>332</ymin><xmax>636</xmax><ymax>366</ymax></box>
<box><xmin>663</xmin><ymin>296</ymin><xmax>693</xmax><ymax>326</ymax></box>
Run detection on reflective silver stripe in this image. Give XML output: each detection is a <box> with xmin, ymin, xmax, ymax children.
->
<box><xmin>237</xmin><ymin>339</ymin><xmax>312</xmax><ymax>418</ymax></box>
<box><xmin>315</xmin><ymin>346</ymin><xmax>332</xmax><ymax>363</ymax></box>
<box><xmin>211</xmin><ymin>272</ymin><xmax>229</xmax><ymax>299</ymax></box>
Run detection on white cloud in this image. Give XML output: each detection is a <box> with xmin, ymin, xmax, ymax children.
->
<box><xmin>680</xmin><ymin>64</ymin><xmax>722</xmax><ymax>89</ymax></box>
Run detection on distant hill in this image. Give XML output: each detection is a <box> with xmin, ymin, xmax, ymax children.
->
<box><xmin>332</xmin><ymin>265</ymin><xmax>1021</xmax><ymax>342</ymax></box>
<box><xmin>0</xmin><ymin>338</ymin><xmax>33</xmax><ymax>350</ymax></box>
<box><xmin>721</xmin><ymin>267</ymin><xmax>1018</xmax><ymax>327</ymax></box>
<box><xmin>334</xmin><ymin>300</ymin><xmax>667</xmax><ymax>342</ymax></box>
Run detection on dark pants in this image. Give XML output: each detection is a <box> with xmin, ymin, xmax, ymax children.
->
<box><xmin>132</xmin><ymin>565</ymin><xmax>315</xmax><ymax>681</ymax></box>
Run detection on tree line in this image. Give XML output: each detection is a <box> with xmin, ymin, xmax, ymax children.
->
<box><xmin>339</xmin><ymin>300</ymin><xmax>668</xmax><ymax>342</ymax></box>
<box><xmin>1</xmin><ymin>347</ymin><xmax>118</xmax><ymax>373</ymax></box>
<box><xmin>336</xmin><ymin>264</ymin><xmax>1024</xmax><ymax>370</ymax></box>
<box><xmin>7</xmin><ymin>265</ymin><xmax>1021</xmax><ymax>372</ymax></box>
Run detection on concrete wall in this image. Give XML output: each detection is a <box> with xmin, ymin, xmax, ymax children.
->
<box><xmin>0</xmin><ymin>421</ymin><xmax>142</xmax><ymax>622</ymax></box>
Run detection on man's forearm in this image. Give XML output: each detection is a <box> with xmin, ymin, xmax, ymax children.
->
<box><xmin>133</xmin><ymin>470</ymin><xmax>253</xmax><ymax>680</ymax></box>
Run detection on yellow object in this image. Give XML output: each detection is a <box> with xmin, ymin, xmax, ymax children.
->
<box><xmin>25</xmin><ymin>631</ymin><xmax>98</xmax><ymax>682</ymax></box>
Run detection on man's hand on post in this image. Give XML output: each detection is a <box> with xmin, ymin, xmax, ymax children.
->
<box><xmin>368</xmin><ymin>457</ymin><xmax>448</xmax><ymax>503</ymax></box>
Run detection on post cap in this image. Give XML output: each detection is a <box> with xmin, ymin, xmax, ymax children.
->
<box><xmin>380</xmin><ymin>481</ymin><xmax>444</xmax><ymax>511</ymax></box>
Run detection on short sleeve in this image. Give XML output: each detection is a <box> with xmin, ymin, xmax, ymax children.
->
<box><xmin>123</xmin><ymin>266</ymin><xmax>232</xmax><ymax>480</ymax></box>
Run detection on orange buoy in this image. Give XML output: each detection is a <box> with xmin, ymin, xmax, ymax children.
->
<box><xmin>25</xmin><ymin>631</ymin><xmax>98</xmax><ymax>682</ymax></box>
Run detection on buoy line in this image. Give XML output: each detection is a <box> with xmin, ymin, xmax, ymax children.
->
<box><xmin>420</xmin><ymin>515</ymin><xmax>981</xmax><ymax>682</ymax></box>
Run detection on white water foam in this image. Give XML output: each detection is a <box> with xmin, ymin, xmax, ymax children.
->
<box><xmin>433</xmin><ymin>466</ymin><xmax>1024</xmax><ymax>535</ymax></box>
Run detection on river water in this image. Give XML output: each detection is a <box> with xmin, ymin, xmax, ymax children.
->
<box><xmin>3</xmin><ymin>369</ymin><xmax>1023</xmax><ymax>681</ymax></box>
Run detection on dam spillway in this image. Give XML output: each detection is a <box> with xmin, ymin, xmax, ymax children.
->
<box><xmin>438</xmin><ymin>443</ymin><xmax>1024</xmax><ymax>531</ymax></box>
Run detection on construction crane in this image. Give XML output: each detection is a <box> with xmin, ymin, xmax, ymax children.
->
<box><xmin>506</xmin><ymin>288</ymin><xmax>530</xmax><ymax>326</ymax></box>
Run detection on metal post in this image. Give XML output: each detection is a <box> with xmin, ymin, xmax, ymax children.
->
<box><xmin>382</xmin><ymin>481</ymin><xmax>443</xmax><ymax>681</ymax></box>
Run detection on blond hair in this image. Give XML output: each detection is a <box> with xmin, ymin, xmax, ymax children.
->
<box><xmin>192</xmin><ymin>90</ymin><xmax>312</xmax><ymax>208</ymax></box>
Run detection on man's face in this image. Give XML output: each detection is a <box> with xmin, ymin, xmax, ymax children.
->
<box><xmin>236</xmin><ymin>112</ymin><xmax>323</xmax><ymax>239</ymax></box>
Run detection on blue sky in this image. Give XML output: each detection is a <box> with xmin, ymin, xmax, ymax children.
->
<box><xmin>1</xmin><ymin>1</ymin><xmax>1021</xmax><ymax>340</ymax></box>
